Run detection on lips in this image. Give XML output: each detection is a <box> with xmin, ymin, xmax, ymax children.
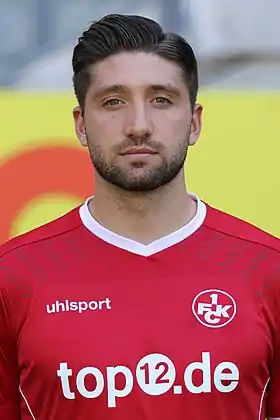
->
<box><xmin>120</xmin><ymin>147</ymin><xmax>157</xmax><ymax>155</ymax></box>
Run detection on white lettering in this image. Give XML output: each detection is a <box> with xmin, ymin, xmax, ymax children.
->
<box><xmin>46</xmin><ymin>298</ymin><xmax>112</xmax><ymax>314</ymax></box>
<box><xmin>76</xmin><ymin>367</ymin><xmax>104</xmax><ymax>398</ymax></box>
<box><xmin>57</xmin><ymin>353</ymin><xmax>240</xmax><ymax>407</ymax></box>
<box><xmin>46</xmin><ymin>303</ymin><xmax>55</xmax><ymax>314</ymax></box>
<box><xmin>78</xmin><ymin>301</ymin><xmax>88</xmax><ymax>313</ymax></box>
<box><xmin>70</xmin><ymin>301</ymin><xmax>78</xmax><ymax>311</ymax></box>
<box><xmin>56</xmin><ymin>301</ymin><xmax>65</xmax><ymax>312</ymax></box>
<box><xmin>214</xmin><ymin>362</ymin><xmax>239</xmax><ymax>392</ymax></box>
<box><xmin>204</xmin><ymin>311</ymin><xmax>220</xmax><ymax>324</ymax></box>
<box><xmin>184</xmin><ymin>352</ymin><xmax>211</xmax><ymax>393</ymax></box>
<box><xmin>106</xmin><ymin>366</ymin><xmax>134</xmax><ymax>408</ymax></box>
<box><xmin>215</xmin><ymin>305</ymin><xmax>232</xmax><ymax>318</ymax></box>
<box><xmin>210</xmin><ymin>293</ymin><xmax>218</xmax><ymax>305</ymax></box>
<box><xmin>99</xmin><ymin>298</ymin><xmax>112</xmax><ymax>310</ymax></box>
<box><xmin>89</xmin><ymin>301</ymin><xmax>98</xmax><ymax>310</ymax></box>
<box><xmin>57</xmin><ymin>362</ymin><xmax>75</xmax><ymax>399</ymax></box>
<box><xmin>197</xmin><ymin>302</ymin><xmax>211</xmax><ymax>315</ymax></box>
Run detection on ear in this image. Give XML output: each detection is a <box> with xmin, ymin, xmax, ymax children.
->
<box><xmin>189</xmin><ymin>104</ymin><xmax>203</xmax><ymax>146</ymax></box>
<box><xmin>73</xmin><ymin>106</ymin><xmax>87</xmax><ymax>147</ymax></box>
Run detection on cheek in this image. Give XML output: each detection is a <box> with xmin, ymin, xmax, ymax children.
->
<box><xmin>88</xmin><ymin>113</ymin><xmax>123</xmax><ymax>138</ymax></box>
<box><xmin>154</xmin><ymin>111</ymin><xmax>190</xmax><ymax>136</ymax></box>
<box><xmin>86</xmin><ymin>122</ymin><xmax>123</xmax><ymax>160</ymax></box>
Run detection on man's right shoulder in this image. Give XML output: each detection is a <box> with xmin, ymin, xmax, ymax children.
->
<box><xmin>0</xmin><ymin>206</ymin><xmax>83</xmax><ymax>260</ymax></box>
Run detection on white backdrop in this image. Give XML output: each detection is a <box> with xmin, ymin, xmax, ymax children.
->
<box><xmin>188</xmin><ymin>0</ymin><xmax>280</xmax><ymax>56</ymax></box>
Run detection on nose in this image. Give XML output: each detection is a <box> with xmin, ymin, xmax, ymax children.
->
<box><xmin>124</xmin><ymin>103</ymin><xmax>154</xmax><ymax>139</ymax></box>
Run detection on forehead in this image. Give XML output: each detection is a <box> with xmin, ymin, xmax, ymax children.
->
<box><xmin>89</xmin><ymin>52</ymin><xmax>186</xmax><ymax>91</ymax></box>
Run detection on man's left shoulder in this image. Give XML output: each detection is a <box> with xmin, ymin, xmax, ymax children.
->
<box><xmin>204</xmin><ymin>202</ymin><xmax>280</xmax><ymax>256</ymax></box>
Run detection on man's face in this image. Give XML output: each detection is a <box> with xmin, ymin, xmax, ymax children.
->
<box><xmin>74</xmin><ymin>52</ymin><xmax>202</xmax><ymax>192</ymax></box>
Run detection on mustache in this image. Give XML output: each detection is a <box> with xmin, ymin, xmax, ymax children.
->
<box><xmin>116</xmin><ymin>137</ymin><xmax>161</xmax><ymax>153</ymax></box>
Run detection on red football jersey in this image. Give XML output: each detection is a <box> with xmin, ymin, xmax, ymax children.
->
<box><xmin>0</xmin><ymin>195</ymin><xmax>280</xmax><ymax>420</ymax></box>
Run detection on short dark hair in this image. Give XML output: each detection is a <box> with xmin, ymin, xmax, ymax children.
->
<box><xmin>72</xmin><ymin>14</ymin><xmax>198</xmax><ymax>111</ymax></box>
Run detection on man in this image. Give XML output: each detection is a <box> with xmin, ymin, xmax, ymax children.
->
<box><xmin>0</xmin><ymin>13</ymin><xmax>279</xmax><ymax>420</ymax></box>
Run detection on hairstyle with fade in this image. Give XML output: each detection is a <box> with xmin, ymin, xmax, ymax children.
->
<box><xmin>72</xmin><ymin>14</ymin><xmax>199</xmax><ymax>111</ymax></box>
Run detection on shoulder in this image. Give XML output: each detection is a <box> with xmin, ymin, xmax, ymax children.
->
<box><xmin>0</xmin><ymin>206</ymin><xmax>82</xmax><ymax>261</ymax></box>
<box><xmin>203</xmin><ymin>203</ymin><xmax>280</xmax><ymax>307</ymax></box>
<box><xmin>0</xmin><ymin>207</ymin><xmax>85</xmax><ymax>321</ymax></box>
<box><xmin>0</xmin><ymin>207</ymin><xmax>83</xmax><ymax>289</ymax></box>
<box><xmin>0</xmin><ymin>206</ymin><xmax>84</xmax><ymax>304</ymax></box>
<box><xmin>204</xmin><ymin>203</ymin><xmax>280</xmax><ymax>255</ymax></box>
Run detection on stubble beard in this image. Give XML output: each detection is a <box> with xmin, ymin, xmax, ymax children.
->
<box><xmin>87</xmin><ymin>133</ymin><xmax>190</xmax><ymax>193</ymax></box>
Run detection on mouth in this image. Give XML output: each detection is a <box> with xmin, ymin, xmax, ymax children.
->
<box><xmin>120</xmin><ymin>147</ymin><xmax>158</xmax><ymax>156</ymax></box>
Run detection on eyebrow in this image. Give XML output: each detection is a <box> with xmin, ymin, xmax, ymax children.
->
<box><xmin>93</xmin><ymin>85</ymin><xmax>129</xmax><ymax>98</ymax></box>
<box><xmin>93</xmin><ymin>83</ymin><xmax>181</xmax><ymax>98</ymax></box>
<box><xmin>148</xmin><ymin>84</ymin><xmax>181</xmax><ymax>97</ymax></box>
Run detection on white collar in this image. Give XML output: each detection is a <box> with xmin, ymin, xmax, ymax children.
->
<box><xmin>79</xmin><ymin>193</ymin><xmax>206</xmax><ymax>257</ymax></box>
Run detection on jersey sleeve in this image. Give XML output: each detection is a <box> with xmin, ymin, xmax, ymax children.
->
<box><xmin>0</xmin><ymin>286</ymin><xmax>21</xmax><ymax>418</ymax></box>
<box><xmin>266</xmin><ymin>270</ymin><xmax>280</xmax><ymax>418</ymax></box>
<box><xmin>267</xmin><ymin>344</ymin><xmax>280</xmax><ymax>418</ymax></box>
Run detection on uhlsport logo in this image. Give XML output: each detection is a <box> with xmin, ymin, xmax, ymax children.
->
<box><xmin>192</xmin><ymin>289</ymin><xmax>236</xmax><ymax>328</ymax></box>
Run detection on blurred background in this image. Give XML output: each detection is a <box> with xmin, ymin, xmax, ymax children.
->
<box><xmin>0</xmin><ymin>0</ymin><xmax>279</xmax><ymax>243</ymax></box>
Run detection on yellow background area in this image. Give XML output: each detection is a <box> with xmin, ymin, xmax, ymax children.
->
<box><xmin>0</xmin><ymin>91</ymin><xmax>279</xmax><ymax>239</ymax></box>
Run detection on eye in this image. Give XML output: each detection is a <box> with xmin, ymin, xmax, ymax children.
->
<box><xmin>103</xmin><ymin>98</ymin><xmax>124</xmax><ymax>107</ymax></box>
<box><xmin>152</xmin><ymin>97</ymin><xmax>172</xmax><ymax>105</ymax></box>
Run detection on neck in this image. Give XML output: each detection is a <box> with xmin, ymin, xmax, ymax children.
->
<box><xmin>89</xmin><ymin>172</ymin><xmax>197</xmax><ymax>244</ymax></box>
